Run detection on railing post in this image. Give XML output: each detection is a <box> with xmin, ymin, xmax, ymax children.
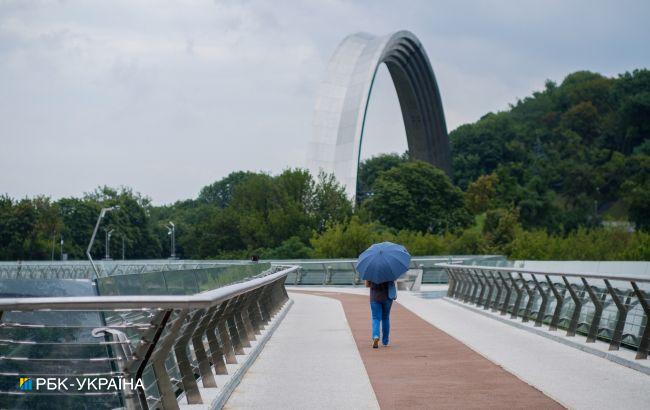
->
<box><xmin>207</xmin><ymin>303</ymin><xmax>230</xmax><ymax>374</ymax></box>
<box><xmin>257</xmin><ymin>284</ymin><xmax>272</xmax><ymax>325</ymax></box>
<box><xmin>562</xmin><ymin>277</ymin><xmax>582</xmax><ymax>337</ymax></box>
<box><xmin>232</xmin><ymin>295</ymin><xmax>252</xmax><ymax>348</ymax></box>
<box><xmin>631</xmin><ymin>282</ymin><xmax>650</xmax><ymax>360</ymax></box>
<box><xmin>191</xmin><ymin>307</ymin><xmax>219</xmax><ymax>387</ymax></box>
<box><xmin>531</xmin><ymin>274</ymin><xmax>548</xmax><ymax>327</ymax></box>
<box><xmin>455</xmin><ymin>270</ymin><xmax>465</xmax><ymax>299</ymax></box>
<box><xmin>215</xmin><ymin>300</ymin><xmax>238</xmax><ymax>364</ymax></box>
<box><xmin>581</xmin><ymin>278</ymin><xmax>603</xmax><ymax>343</ymax></box>
<box><xmin>509</xmin><ymin>272</ymin><xmax>523</xmax><ymax>319</ymax></box>
<box><xmin>476</xmin><ymin>272</ymin><xmax>487</xmax><ymax>306</ymax></box>
<box><xmin>121</xmin><ymin>309</ymin><xmax>173</xmax><ymax>410</ymax></box>
<box><xmin>150</xmin><ymin>310</ymin><xmax>188</xmax><ymax>410</ymax></box>
<box><xmin>489</xmin><ymin>271</ymin><xmax>502</xmax><ymax>312</ymax></box>
<box><xmin>295</xmin><ymin>267</ymin><xmax>302</xmax><ymax>285</ymax></box>
<box><xmin>223</xmin><ymin>298</ymin><xmax>246</xmax><ymax>356</ymax></box>
<box><xmin>469</xmin><ymin>271</ymin><xmax>480</xmax><ymax>304</ymax></box>
<box><xmin>520</xmin><ymin>274</ymin><xmax>535</xmax><ymax>322</ymax></box>
<box><xmin>446</xmin><ymin>269</ymin><xmax>456</xmax><ymax>297</ymax></box>
<box><xmin>351</xmin><ymin>262</ymin><xmax>359</xmax><ymax>286</ymax></box>
<box><xmin>482</xmin><ymin>271</ymin><xmax>493</xmax><ymax>310</ymax></box>
<box><xmin>463</xmin><ymin>271</ymin><xmax>473</xmax><ymax>303</ymax></box>
<box><xmin>174</xmin><ymin>310</ymin><xmax>205</xmax><ymax>404</ymax></box>
<box><xmin>498</xmin><ymin>272</ymin><xmax>512</xmax><ymax>316</ymax></box>
<box><xmin>247</xmin><ymin>287</ymin><xmax>264</xmax><ymax>335</ymax></box>
<box><xmin>546</xmin><ymin>275</ymin><xmax>564</xmax><ymax>331</ymax></box>
<box><xmin>239</xmin><ymin>291</ymin><xmax>259</xmax><ymax>343</ymax></box>
<box><xmin>322</xmin><ymin>263</ymin><xmax>330</xmax><ymax>285</ymax></box>
<box><xmin>604</xmin><ymin>279</ymin><xmax>629</xmax><ymax>351</ymax></box>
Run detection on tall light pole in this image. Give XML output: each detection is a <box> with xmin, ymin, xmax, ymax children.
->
<box><xmin>86</xmin><ymin>206</ymin><xmax>119</xmax><ymax>279</ymax></box>
<box><xmin>104</xmin><ymin>228</ymin><xmax>114</xmax><ymax>260</ymax></box>
<box><xmin>60</xmin><ymin>235</ymin><xmax>64</xmax><ymax>261</ymax></box>
<box><xmin>51</xmin><ymin>231</ymin><xmax>56</xmax><ymax>261</ymax></box>
<box><xmin>122</xmin><ymin>235</ymin><xmax>125</xmax><ymax>261</ymax></box>
<box><xmin>167</xmin><ymin>221</ymin><xmax>176</xmax><ymax>259</ymax></box>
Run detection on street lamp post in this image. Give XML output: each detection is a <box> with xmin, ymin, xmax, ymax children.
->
<box><xmin>122</xmin><ymin>235</ymin><xmax>125</xmax><ymax>261</ymax></box>
<box><xmin>167</xmin><ymin>221</ymin><xmax>176</xmax><ymax>259</ymax></box>
<box><xmin>104</xmin><ymin>228</ymin><xmax>114</xmax><ymax>260</ymax></box>
<box><xmin>51</xmin><ymin>231</ymin><xmax>56</xmax><ymax>261</ymax></box>
<box><xmin>86</xmin><ymin>206</ymin><xmax>119</xmax><ymax>279</ymax></box>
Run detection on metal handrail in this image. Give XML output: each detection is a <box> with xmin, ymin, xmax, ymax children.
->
<box><xmin>436</xmin><ymin>263</ymin><xmax>650</xmax><ymax>283</ymax></box>
<box><xmin>439</xmin><ymin>263</ymin><xmax>650</xmax><ymax>360</ymax></box>
<box><xmin>0</xmin><ymin>265</ymin><xmax>296</xmax><ymax>409</ymax></box>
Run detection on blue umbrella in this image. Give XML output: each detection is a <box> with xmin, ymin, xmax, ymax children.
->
<box><xmin>356</xmin><ymin>241</ymin><xmax>411</xmax><ymax>283</ymax></box>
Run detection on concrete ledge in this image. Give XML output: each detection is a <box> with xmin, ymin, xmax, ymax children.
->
<box><xmin>444</xmin><ymin>297</ymin><xmax>650</xmax><ymax>376</ymax></box>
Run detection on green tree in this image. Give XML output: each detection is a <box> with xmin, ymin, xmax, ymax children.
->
<box><xmin>198</xmin><ymin>171</ymin><xmax>255</xmax><ymax>207</ymax></box>
<box><xmin>263</xmin><ymin>236</ymin><xmax>314</xmax><ymax>259</ymax></box>
<box><xmin>366</xmin><ymin>161</ymin><xmax>472</xmax><ymax>234</ymax></box>
<box><xmin>465</xmin><ymin>173</ymin><xmax>499</xmax><ymax>214</ymax></box>
<box><xmin>311</xmin><ymin>216</ymin><xmax>385</xmax><ymax>258</ymax></box>
<box><xmin>483</xmin><ymin>208</ymin><xmax>520</xmax><ymax>251</ymax></box>
<box><xmin>311</xmin><ymin>172</ymin><xmax>352</xmax><ymax>232</ymax></box>
<box><xmin>356</xmin><ymin>153</ymin><xmax>408</xmax><ymax>203</ymax></box>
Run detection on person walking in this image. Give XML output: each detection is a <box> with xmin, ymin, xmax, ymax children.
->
<box><xmin>366</xmin><ymin>279</ymin><xmax>397</xmax><ymax>348</ymax></box>
<box><xmin>356</xmin><ymin>241</ymin><xmax>411</xmax><ymax>349</ymax></box>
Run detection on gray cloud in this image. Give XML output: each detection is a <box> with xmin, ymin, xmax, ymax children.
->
<box><xmin>0</xmin><ymin>0</ymin><xmax>648</xmax><ymax>203</ymax></box>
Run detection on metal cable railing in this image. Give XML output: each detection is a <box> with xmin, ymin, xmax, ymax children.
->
<box><xmin>438</xmin><ymin>263</ymin><xmax>650</xmax><ymax>360</ymax></box>
<box><xmin>0</xmin><ymin>265</ymin><xmax>296</xmax><ymax>409</ymax></box>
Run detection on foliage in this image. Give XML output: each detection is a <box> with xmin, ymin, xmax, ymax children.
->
<box><xmin>483</xmin><ymin>208</ymin><xmax>520</xmax><ymax>252</ymax></box>
<box><xmin>465</xmin><ymin>173</ymin><xmax>499</xmax><ymax>214</ymax></box>
<box><xmin>509</xmin><ymin>227</ymin><xmax>650</xmax><ymax>261</ymax></box>
<box><xmin>198</xmin><ymin>171</ymin><xmax>255</xmax><ymax>207</ymax></box>
<box><xmin>365</xmin><ymin>161</ymin><xmax>472</xmax><ymax>234</ymax></box>
<box><xmin>262</xmin><ymin>236</ymin><xmax>314</xmax><ymax>259</ymax></box>
<box><xmin>356</xmin><ymin>152</ymin><xmax>408</xmax><ymax>203</ymax></box>
<box><xmin>310</xmin><ymin>216</ymin><xmax>386</xmax><ymax>258</ymax></box>
<box><xmin>449</xmin><ymin>69</ymin><xmax>650</xmax><ymax>233</ymax></box>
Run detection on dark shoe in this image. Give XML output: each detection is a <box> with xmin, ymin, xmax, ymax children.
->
<box><xmin>372</xmin><ymin>338</ymin><xmax>379</xmax><ymax>349</ymax></box>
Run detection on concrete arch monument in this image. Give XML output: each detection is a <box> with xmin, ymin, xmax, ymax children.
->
<box><xmin>307</xmin><ymin>30</ymin><xmax>452</xmax><ymax>199</ymax></box>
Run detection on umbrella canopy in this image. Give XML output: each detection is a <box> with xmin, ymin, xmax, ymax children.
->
<box><xmin>356</xmin><ymin>242</ymin><xmax>411</xmax><ymax>283</ymax></box>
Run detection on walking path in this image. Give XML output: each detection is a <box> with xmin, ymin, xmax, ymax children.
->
<box><xmin>300</xmin><ymin>290</ymin><xmax>561</xmax><ymax>409</ymax></box>
<box><xmin>291</xmin><ymin>287</ymin><xmax>650</xmax><ymax>410</ymax></box>
<box><xmin>225</xmin><ymin>292</ymin><xmax>379</xmax><ymax>409</ymax></box>
<box><xmin>227</xmin><ymin>287</ymin><xmax>650</xmax><ymax>409</ymax></box>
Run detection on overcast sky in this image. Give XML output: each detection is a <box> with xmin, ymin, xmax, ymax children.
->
<box><xmin>1</xmin><ymin>0</ymin><xmax>649</xmax><ymax>204</ymax></box>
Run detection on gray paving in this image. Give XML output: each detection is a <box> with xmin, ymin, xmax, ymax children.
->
<box><xmin>225</xmin><ymin>292</ymin><xmax>379</xmax><ymax>409</ymax></box>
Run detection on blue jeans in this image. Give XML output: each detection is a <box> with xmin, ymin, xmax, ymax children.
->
<box><xmin>370</xmin><ymin>299</ymin><xmax>393</xmax><ymax>345</ymax></box>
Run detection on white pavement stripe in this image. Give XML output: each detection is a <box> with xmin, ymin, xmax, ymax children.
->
<box><xmin>224</xmin><ymin>292</ymin><xmax>380</xmax><ymax>410</ymax></box>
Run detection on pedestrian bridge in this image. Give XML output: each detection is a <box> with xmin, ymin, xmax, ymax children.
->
<box><xmin>0</xmin><ymin>259</ymin><xmax>648</xmax><ymax>409</ymax></box>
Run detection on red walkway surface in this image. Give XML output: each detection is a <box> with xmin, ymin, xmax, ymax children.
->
<box><xmin>296</xmin><ymin>291</ymin><xmax>563</xmax><ymax>410</ymax></box>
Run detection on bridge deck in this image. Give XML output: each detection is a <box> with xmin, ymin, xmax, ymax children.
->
<box><xmin>227</xmin><ymin>288</ymin><xmax>650</xmax><ymax>409</ymax></box>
